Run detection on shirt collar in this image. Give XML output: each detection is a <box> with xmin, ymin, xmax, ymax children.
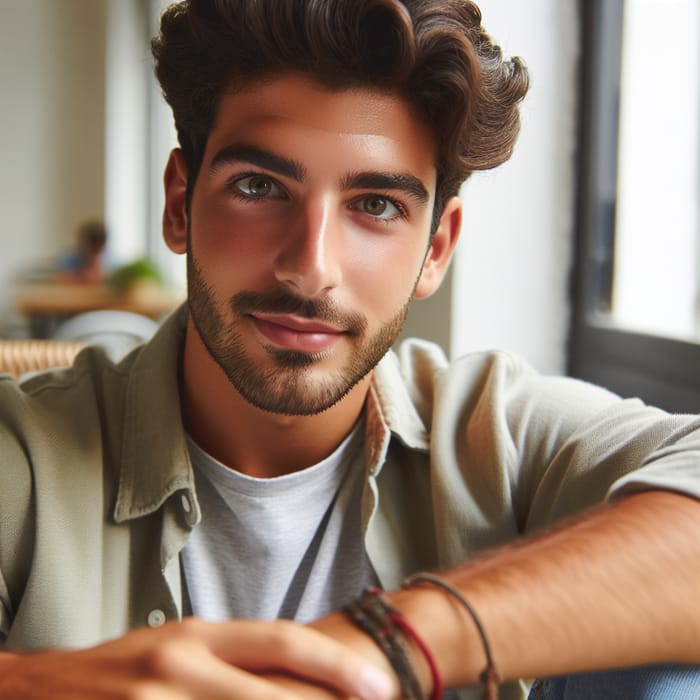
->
<box><xmin>113</xmin><ymin>307</ymin><xmax>431</xmax><ymax>521</ymax></box>
<box><xmin>113</xmin><ymin>304</ymin><xmax>196</xmax><ymax>524</ymax></box>
<box><xmin>363</xmin><ymin>347</ymin><xmax>430</xmax><ymax>476</ymax></box>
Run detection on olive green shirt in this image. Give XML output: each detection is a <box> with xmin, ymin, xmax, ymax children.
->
<box><xmin>1</xmin><ymin>307</ymin><xmax>699</xmax><ymax>699</ymax></box>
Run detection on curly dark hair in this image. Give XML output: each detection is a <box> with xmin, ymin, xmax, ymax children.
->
<box><xmin>152</xmin><ymin>0</ymin><xmax>529</xmax><ymax>226</ymax></box>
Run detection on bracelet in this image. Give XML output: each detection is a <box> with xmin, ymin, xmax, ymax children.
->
<box><xmin>344</xmin><ymin>587</ymin><xmax>442</xmax><ymax>700</ymax></box>
<box><xmin>403</xmin><ymin>573</ymin><xmax>500</xmax><ymax>700</ymax></box>
<box><xmin>345</xmin><ymin>588</ymin><xmax>423</xmax><ymax>699</ymax></box>
<box><xmin>386</xmin><ymin>611</ymin><xmax>443</xmax><ymax>700</ymax></box>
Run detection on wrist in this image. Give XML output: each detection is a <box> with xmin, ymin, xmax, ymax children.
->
<box><xmin>310</xmin><ymin>611</ymin><xmax>403</xmax><ymax>697</ymax></box>
<box><xmin>314</xmin><ymin>595</ymin><xmax>448</xmax><ymax>698</ymax></box>
<box><xmin>315</xmin><ymin>579</ymin><xmax>496</xmax><ymax>698</ymax></box>
<box><xmin>344</xmin><ymin>589</ymin><xmax>433</xmax><ymax>699</ymax></box>
<box><xmin>386</xmin><ymin>582</ymin><xmax>491</xmax><ymax>690</ymax></box>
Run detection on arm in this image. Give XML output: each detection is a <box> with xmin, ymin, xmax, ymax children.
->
<box><xmin>1</xmin><ymin>492</ymin><xmax>694</xmax><ymax>699</ymax></box>
<box><xmin>314</xmin><ymin>490</ymin><xmax>700</xmax><ymax>693</ymax></box>
<box><xmin>0</xmin><ymin>617</ymin><xmax>394</xmax><ymax>700</ymax></box>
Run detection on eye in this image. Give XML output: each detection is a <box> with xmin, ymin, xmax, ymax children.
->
<box><xmin>232</xmin><ymin>174</ymin><xmax>285</xmax><ymax>199</ymax></box>
<box><xmin>354</xmin><ymin>195</ymin><xmax>404</xmax><ymax>221</ymax></box>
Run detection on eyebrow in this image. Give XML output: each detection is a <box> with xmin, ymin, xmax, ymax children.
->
<box><xmin>341</xmin><ymin>171</ymin><xmax>430</xmax><ymax>205</ymax></box>
<box><xmin>209</xmin><ymin>144</ymin><xmax>307</xmax><ymax>181</ymax></box>
<box><xmin>209</xmin><ymin>144</ymin><xmax>430</xmax><ymax>205</ymax></box>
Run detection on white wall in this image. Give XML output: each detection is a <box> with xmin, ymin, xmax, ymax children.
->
<box><xmin>399</xmin><ymin>0</ymin><xmax>579</xmax><ymax>374</ymax></box>
<box><xmin>452</xmin><ymin>0</ymin><xmax>579</xmax><ymax>374</ymax></box>
<box><xmin>104</xmin><ymin>0</ymin><xmax>150</xmax><ymax>265</ymax></box>
<box><xmin>0</xmin><ymin>0</ymin><xmax>107</xmax><ymax>319</ymax></box>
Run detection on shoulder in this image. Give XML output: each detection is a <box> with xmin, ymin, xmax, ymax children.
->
<box><xmin>391</xmin><ymin>337</ymin><xmax>548</xmax><ymax>388</ymax></box>
<box><xmin>0</xmin><ymin>344</ymin><xmax>131</xmax><ymax>421</ymax></box>
<box><xmin>0</xmin><ymin>307</ymin><xmax>187</xmax><ymax>496</ymax></box>
<box><xmin>383</xmin><ymin>338</ymin><xmax>624</xmax><ymax>432</ymax></box>
<box><xmin>389</xmin><ymin>337</ymin><xmax>613</xmax><ymax>399</ymax></box>
<box><xmin>0</xmin><ymin>347</ymin><xmax>131</xmax><ymax>488</ymax></box>
<box><xmin>0</xmin><ymin>306</ymin><xmax>186</xmax><ymax>433</ymax></box>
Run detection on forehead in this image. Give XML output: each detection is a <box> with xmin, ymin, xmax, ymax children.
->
<box><xmin>203</xmin><ymin>74</ymin><xmax>437</xmax><ymax>186</ymax></box>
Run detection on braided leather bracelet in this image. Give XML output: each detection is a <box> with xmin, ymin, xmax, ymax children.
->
<box><xmin>344</xmin><ymin>587</ymin><xmax>442</xmax><ymax>699</ymax></box>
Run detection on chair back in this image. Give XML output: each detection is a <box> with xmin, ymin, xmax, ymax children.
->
<box><xmin>0</xmin><ymin>339</ymin><xmax>85</xmax><ymax>379</ymax></box>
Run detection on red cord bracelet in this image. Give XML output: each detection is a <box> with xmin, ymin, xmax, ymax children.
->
<box><xmin>387</xmin><ymin>611</ymin><xmax>443</xmax><ymax>700</ymax></box>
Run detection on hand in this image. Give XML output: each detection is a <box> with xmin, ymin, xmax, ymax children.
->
<box><xmin>0</xmin><ymin>617</ymin><xmax>395</xmax><ymax>699</ymax></box>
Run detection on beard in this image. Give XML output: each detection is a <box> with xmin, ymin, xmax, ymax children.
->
<box><xmin>186</xmin><ymin>255</ymin><xmax>411</xmax><ymax>416</ymax></box>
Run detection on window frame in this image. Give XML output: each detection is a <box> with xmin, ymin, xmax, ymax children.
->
<box><xmin>568</xmin><ymin>0</ymin><xmax>700</xmax><ymax>413</ymax></box>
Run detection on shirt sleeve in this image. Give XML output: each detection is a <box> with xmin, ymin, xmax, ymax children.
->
<box><xmin>496</xmin><ymin>352</ymin><xmax>700</xmax><ymax>529</ymax></box>
<box><xmin>0</xmin><ymin>587</ymin><xmax>10</xmax><ymax>642</ymax></box>
<box><xmin>429</xmin><ymin>349</ymin><xmax>700</xmax><ymax>541</ymax></box>
<box><xmin>0</xmin><ymin>385</ymin><xmax>38</xmax><ymax>640</ymax></box>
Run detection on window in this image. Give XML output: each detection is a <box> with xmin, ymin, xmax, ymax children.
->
<box><xmin>104</xmin><ymin>0</ymin><xmax>183</xmax><ymax>289</ymax></box>
<box><xmin>569</xmin><ymin>0</ymin><xmax>700</xmax><ymax>412</ymax></box>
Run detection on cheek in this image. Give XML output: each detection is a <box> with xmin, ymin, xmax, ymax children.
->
<box><xmin>190</xmin><ymin>201</ymin><xmax>278</xmax><ymax>275</ymax></box>
<box><xmin>343</xmin><ymin>231</ymin><xmax>426</xmax><ymax>308</ymax></box>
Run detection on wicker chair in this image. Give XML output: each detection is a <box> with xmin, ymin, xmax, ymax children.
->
<box><xmin>0</xmin><ymin>339</ymin><xmax>86</xmax><ymax>379</ymax></box>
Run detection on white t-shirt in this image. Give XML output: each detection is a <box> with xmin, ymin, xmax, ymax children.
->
<box><xmin>181</xmin><ymin>417</ymin><xmax>377</xmax><ymax>623</ymax></box>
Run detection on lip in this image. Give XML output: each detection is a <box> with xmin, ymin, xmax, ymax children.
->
<box><xmin>252</xmin><ymin>314</ymin><xmax>342</xmax><ymax>334</ymax></box>
<box><xmin>250</xmin><ymin>314</ymin><xmax>344</xmax><ymax>353</ymax></box>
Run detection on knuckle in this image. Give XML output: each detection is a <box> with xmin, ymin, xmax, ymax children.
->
<box><xmin>177</xmin><ymin>615</ymin><xmax>206</xmax><ymax>637</ymax></box>
<box><xmin>144</xmin><ymin>638</ymin><xmax>192</xmax><ymax>680</ymax></box>
<box><xmin>266</xmin><ymin>619</ymin><xmax>301</xmax><ymax>656</ymax></box>
<box><xmin>122</xmin><ymin>683</ymin><xmax>165</xmax><ymax>700</ymax></box>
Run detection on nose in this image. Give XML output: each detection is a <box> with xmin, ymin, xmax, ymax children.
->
<box><xmin>273</xmin><ymin>198</ymin><xmax>342</xmax><ymax>297</ymax></box>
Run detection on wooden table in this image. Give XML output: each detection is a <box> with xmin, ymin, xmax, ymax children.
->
<box><xmin>14</xmin><ymin>282</ymin><xmax>185</xmax><ymax>337</ymax></box>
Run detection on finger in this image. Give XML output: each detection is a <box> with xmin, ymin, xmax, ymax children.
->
<box><xmin>114</xmin><ymin>681</ymin><xmax>190</xmax><ymax>700</ymax></box>
<box><xmin>140</xmin><ymin>636</ymin><xmax>311</xmax><ymax>700</ymax></box>
<box><xmin>184</xmin><ymin>618</ymin><xmax>394</xmax><ymax>700</ymax></box>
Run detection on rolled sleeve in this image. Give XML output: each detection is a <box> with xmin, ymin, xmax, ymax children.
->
<box><xmin>609</xmin><ymin>419</ymin><xmax>700</xmax><ymax>501</ymax></box>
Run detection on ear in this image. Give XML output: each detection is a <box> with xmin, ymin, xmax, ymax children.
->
<box><xmin>413</xmin><ymin>196</ymin><xmax>462</xmax><ymax>299</ymax></box>
<box><xmin>162</xmin><ymin>148</ymin><xmax>189</xmax><ymax>254</ymax></box>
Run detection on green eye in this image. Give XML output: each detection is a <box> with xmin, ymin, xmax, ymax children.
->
<box><xmin>363</xmin><ymin>197</ymin><xmax>388</xmax><ymax>216</ymax></box>
<box><xmin>232</xmin><ymin>174</ymin><xmax>284</xmax><ymax>199</ymax></box>
<box><xmin>355</xmin><ymin>195</ymin><xmax>403</xmax><ymax>220</ymax></box>
<box><xmin>245</xmin><ymin>176</ymin><xmax>273</xmax><ymax>197</ymax></box>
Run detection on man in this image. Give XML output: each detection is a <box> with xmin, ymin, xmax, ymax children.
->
<box><xmin>1</xmin><ymin>1</ymin><xmax>699</xmax><ymax>698</ymax></box>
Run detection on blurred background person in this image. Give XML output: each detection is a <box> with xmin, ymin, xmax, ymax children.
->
<box><xmin>54</xmin><ymin>219</ymin><xmax>109</xmax><ymax>284</ymax></box>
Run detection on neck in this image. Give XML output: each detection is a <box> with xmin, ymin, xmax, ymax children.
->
<box><xmin>181</xmin><ymin>317</ymin><xmax>371</xmax><ymax>478</ymax></box>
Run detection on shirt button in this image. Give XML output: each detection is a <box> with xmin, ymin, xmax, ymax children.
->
<box><xmin>147</xmin><ymin>609</ymin><xmax>167</xmax><ymax>627</ymax></box>
<box><xmin>181</xmin><ymin>493</ymin><xmax>192</xmax><ymax>513</ymax></box>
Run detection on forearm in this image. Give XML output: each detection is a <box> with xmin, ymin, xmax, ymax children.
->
<box><xmin>410</xmin><ymin>490</ymin><xmax>700</xmax><ymax>684</ymax></box>
<box><xmin>316</xmin><ymin>490</ymin><xmax>700</xmax><ymax>693</ymax></box>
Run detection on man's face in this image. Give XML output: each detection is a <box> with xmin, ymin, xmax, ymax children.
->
<box><xmin>168</xmin><ymin>74</ymin><xmax>455</xmax><ymax>416</ymax></box>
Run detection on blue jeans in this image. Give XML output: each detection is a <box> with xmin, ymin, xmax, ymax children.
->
<box><xmin>528</xmin><ymin>665</ymin><xmax>700</xmax><ymax>699</ymax></box>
